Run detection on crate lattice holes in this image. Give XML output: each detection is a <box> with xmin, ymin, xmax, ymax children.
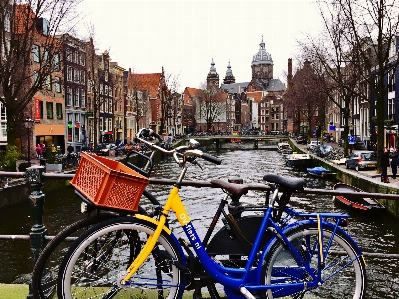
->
<box><xmin>71</xmin><ymin>152</ymin><xmax>150</xmax><ymax>212</ymax></box>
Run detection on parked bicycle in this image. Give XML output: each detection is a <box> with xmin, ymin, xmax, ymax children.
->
<box><xmin>56</xmin><ymin>129</ymin><xmax>367</xmax><ymax>299</ymax></box>
<box><xmin>31</xmin><ymin>131</ymin><xmax>162</xmax><ymax>299</ymax></box>
<box><xmin>32</xmin><ymin>130</ymin><xmax>272</xmax><ymax>299</ymax></box>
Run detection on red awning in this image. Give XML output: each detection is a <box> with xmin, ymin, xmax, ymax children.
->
<box><xmin>105</xmin><ymin>131</ymin><xmax>113</xmax><ymax>135</ymax></box>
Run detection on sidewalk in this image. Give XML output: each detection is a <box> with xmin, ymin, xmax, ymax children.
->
<box><xmin>297</xmin><ymin>141</ymin><xmax>399</xmax><ymax>188</ymax></box>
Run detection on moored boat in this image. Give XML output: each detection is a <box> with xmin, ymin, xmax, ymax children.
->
<box><xmin>333</xmin><ymin>182</ymin><xmax>386</xmax><ymax>212</ymax></box>
<box><xmin>307</xmin><ymin>166</ymin><xmax>332</xmax><ymax>177</ymax></box>
<box><xmin>277</xmin><ymin>142</ymin><xmax>293</xmax><ymax>154</ymax></box>
<box><xmin>285</xmin><ymin>153</ymin><xmax>313</xmax><ymax>167</ymax></box>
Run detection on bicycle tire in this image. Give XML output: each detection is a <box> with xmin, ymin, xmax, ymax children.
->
<box><xmin>31</xmin><ymin>213</ymin><xmax>117</xmax><ymax>299</ymax></box>
<box><xmin>57</xmin><ymin>216</ymin><xmax>185</xmax><ymax>299</ymax></box>
<box><xmin>262</xmin><ymin>223</ymin><xmax>367</xmax><ymax>299</ymax></box>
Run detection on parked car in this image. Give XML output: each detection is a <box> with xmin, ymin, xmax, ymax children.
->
<box><xmin>345</xmin><ymin>151</ymin><xmax>378</xmax><ymax>171</ymax></box>
<box><xmin>307</xmin><ymin>140</ymin><xmax>321</xmax><ymax>151</ymax></box>
<box><xmin>296</xmin><ymin>135</ymin><xmax>307</xmax><ymax>144</ymax></box>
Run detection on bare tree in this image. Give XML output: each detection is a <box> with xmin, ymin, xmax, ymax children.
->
<box><xmin>198</xmin><ymin>82</ymin><xmax>226</xmax><ymax>132</ymax></box>
<box><xmin>311</xmin><ymin>0</ymin><xmax>399</xmax><ymax>168</ymax></box>
<box><xmin>285</xmin><ymin>60</ymin><xmax>327</xmax><ymax>140</ymax></box>
<box><xmin>0</xmin><ymin>0</ymin><xmax>80</xmax><ymax>146</ymax></box>
<box><xmin>163</xmin><ymin>73</ymin><xmax>180</xmax><ymax>135</ymax></box>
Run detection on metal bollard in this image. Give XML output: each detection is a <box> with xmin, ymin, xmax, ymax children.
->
<box><xmin>26</xmin><ymin>165</ymin><xmax>47</xmax><ymax>299</ymax></box>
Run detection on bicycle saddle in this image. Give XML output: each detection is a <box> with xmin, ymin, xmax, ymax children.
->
<box><xmin>210</xmin><ymin>179</ymin><xmax>249</xmax><ymax>196</ymax></box>
<box><xmin>263</xmin><ymin>174</ymin><xmax>306</xmax><ymax>190</ymax></box>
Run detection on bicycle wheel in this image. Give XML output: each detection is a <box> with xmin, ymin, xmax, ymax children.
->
<box><xmin>32</xmin><ymin>213</ymin><xmax>117</xmax><ymax>299</ymax></box>
<box><xmin>57</xmin><ymin>216</ymin><xmax>185</xmax><ymax>299</ymax></box>
<box><xmin>262</xmin><ymin>223</ymin><xmax>366</xmax><ymax>299</ymax></box>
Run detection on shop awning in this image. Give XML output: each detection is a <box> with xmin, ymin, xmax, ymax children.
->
<box><xmin>35</xmin><ymin>124</ymin><xmax>65</xmax><ymax>136</ymax></box>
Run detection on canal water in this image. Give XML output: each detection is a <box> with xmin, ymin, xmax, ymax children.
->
<box><xmin>0</xmin><ymin>142</ymin><xmax>398</xmax><ymax>298</ymax></box>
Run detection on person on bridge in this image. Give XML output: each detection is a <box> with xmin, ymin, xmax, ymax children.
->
<box><xmin>389</xmin><ymin>147</ymin><xmax>398</xmax><ymax>179</ymax></box>
<box><xmin>381</xmin><ymin>147</ymin><xmax>390</xmax><ymax>183</ymax></box>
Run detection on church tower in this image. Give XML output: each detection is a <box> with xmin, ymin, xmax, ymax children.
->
<box><xmin>250</xmin><ymin>36</ymin><xmax>274</xmax><ymax>91</ymax></box>
<box><xmin>223</xmin><ymin>60</ymin><xmax>236</xmax><ymax>84</ymax></box>
<box><xmin>207</xmin><ymin>58</ymin><xmax>219</xmax><ymax>91</ymax></box>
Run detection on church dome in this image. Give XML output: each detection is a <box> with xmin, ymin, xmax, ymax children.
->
<box><xmin>251</xmin><ymin>36</ymin><xmax>273</xmax><ymax>66</ymax></box>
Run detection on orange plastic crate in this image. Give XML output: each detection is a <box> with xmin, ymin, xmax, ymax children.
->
<box><xmin>71</xmin><ymin>152</ymin><xmax>150</xmax><ymax>212</ymax></box>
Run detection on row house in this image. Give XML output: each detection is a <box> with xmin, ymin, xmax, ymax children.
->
<box><xmin>324</xmin><ymin>36</ymin><xmax>399</xmax><ymax>148</ymax></box>
<box><xmin>61</xmin><ymin>34</ymin><xmax>87</xmax><ymax>152</ymax></box>
<box><xmin>97</xmin><ymin>51</ymin><xmax>114</xmax><ymax>144</ymax></box>
<box><xmin>110</xmin><ymin>62</ymin><xmax>125</xmax><ymax>143</ymax></box>
<box><xmin>125</xmin><ymin>68</ymin><xmax>167</xmax><ymax>139</ymax></box>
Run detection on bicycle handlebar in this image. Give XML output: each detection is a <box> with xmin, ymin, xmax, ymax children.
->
<box><xmin>135</xmin><ymin>130</ymin><xmax>222</xmax><ymax>165</ymax></box>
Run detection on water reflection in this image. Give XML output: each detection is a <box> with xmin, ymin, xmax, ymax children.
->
<box><xmin>0</xmin><ymin>145</ymin><xmax>398</xmax><ymax>297</ymax></box>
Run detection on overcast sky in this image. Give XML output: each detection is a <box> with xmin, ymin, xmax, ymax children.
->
<box><xmin>77</xmin><ymin>0</ymin><xmax>323</xmax><ymax>92</ymax></box>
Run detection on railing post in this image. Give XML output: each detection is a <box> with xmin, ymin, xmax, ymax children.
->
<box><xmin>26</xmin><ymin>165</ymin><xmax>47</xmax><ymax>299</ymax></box>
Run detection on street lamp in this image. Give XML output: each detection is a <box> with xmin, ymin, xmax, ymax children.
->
<box><xmin>24</xmin><ymin>118</ymin><xmax>34</xmax><ymax>166</ymax></box>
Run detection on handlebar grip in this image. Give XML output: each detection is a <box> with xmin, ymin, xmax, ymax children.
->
<box><xmin>201</xmin><ymin>153</ymin><xmax>222</xmax><ymax>165</ymax></box>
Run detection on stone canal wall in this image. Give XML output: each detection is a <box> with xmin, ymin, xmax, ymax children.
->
<box><xmin>290</xmin><ymin>140</ymin><xmax>399</xmax><ymax>217</ymax></box>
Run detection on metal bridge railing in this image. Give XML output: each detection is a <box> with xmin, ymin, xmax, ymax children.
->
<box><xmin>1</xmin><ymin>165</ymin><xmax>399</xmax><ymax>298</ymax></box>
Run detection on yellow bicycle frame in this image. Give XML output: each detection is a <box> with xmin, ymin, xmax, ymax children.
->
<box><xmin>123</xmin><ymin>186</ymin><xmax>189</xmax><ymax>282</ymax></box>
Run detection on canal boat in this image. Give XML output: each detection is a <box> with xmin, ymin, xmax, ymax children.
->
<box><xmin>285</xmin><ymin>153</ymin><xmax>313</xmax><ymax>167</ymax></box>
<box><xmin>332</xmin><ymin>182</ymin><xmax>386</xmax><ymax>212</ymax></box>
<box><xmin>277</xmin><ymin>142</ymin><xmax>293</xmax><ymax>154</ymax></box>
<box><xmin>306</xmin><ymin>166</ymin><xmax>332</xmax><ymax>177</ymax></box>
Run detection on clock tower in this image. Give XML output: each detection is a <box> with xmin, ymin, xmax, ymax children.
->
<box><xmin>207</xmin><ymin>58</ymin><xmax>219</xmax><ymax>92</ymax></box>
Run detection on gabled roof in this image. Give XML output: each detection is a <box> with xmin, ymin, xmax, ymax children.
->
<box><xmin>130</xmin><ymin>73</ymin><xmax>163</xmax><ymax>98</ymax></box>
<box><xmin>246</xmin><ymin>91</ymin><xmax>263</xmax><ymax>103</ymax></box>
<box><xmin>220</xmin><ymin>82</ymin><xmax>250</xmax><ymax>94</ymax></box>
<box><xmin>183</xmin><ymin>87</ymin><xmax>203</xmax><ymax>105</ymax></box>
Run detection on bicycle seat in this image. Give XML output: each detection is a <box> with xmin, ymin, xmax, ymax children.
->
<box><xmin>263</xmin><ymin>174</ymin><xmax>306</xmax><ymax>190</ymax></box>
<box><xmin>210</xmin><ymin>179</ymin><xmax>249</xmax><ymax>196</ymax></box>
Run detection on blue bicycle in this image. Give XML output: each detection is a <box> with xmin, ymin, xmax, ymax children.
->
<box><xmin>57</xmin><ymin>133</ymin><xmax>367</xmax><ymax>299</ymax></box>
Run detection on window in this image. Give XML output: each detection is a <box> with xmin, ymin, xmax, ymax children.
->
<box><xmin>1</xmin><ymin>123</ymin><xmax>6</xmax><ymax>137</ymax></box>
<box><xmin>46</xmin><ymin>102</ymin><xmax>53</xmax><ymax>119</ymax></box>
<box><xmin>55</xmin><ymin>77</ymin><xmax>61</xmax><ymax>93</ymax></box>
<box><xmin>33</xmin><ymin>71</ymin><xmax>39</xmax><ymax>88</ymax></box>
<box><xmin>74</xmin><ymin>68</ymin><xmax>79</xmax><ymax>82</ymax></box>
<box><xmin>40</xmin><ymin>101</ymin><xmax>43</xmax><ymax>119</ymax></box>
<box><xmin>4</xmin><ymin>14</ymin><xmax>10</xmax><ymax>32</ymax></box>
<box><xmin>73</xmin><ymin>88</ymin><xmax>79</xmax><ymax>107</ymax></box>
<box><xmin>45</xmin><ymin>75</ymin><xmax>52</xmax><ymax>90</ymax></box>
<box><xmin>79</xmin><ymin>52</ymin><xmax>85</xmax><ymax>66</ymax></box>
<box><xmin>66</xmin><ymin>87</ymin><xmax>72</xmax><ymax>106</ymax></box>
<box><xmin>43</xmin><ymin>49</ymin><xmax>49</xmax><ymax>62</ymax></box>
<box><xmin>0</xmin><ymin>102</ymin><xmax>5</xmax><ymax>121</ymax></box>
<box><xmin>66</xmin><ymin>49</ymin><xmax>72</xmax><ymax>61</ymax></box>
<box><xmin>56</xmin><ymin>103</ymin><xmax>63</xmax><ymax>119</ymax></box>
<box><xmin>67</xmin><ymin>113</ymin><xmax>72</xmax><ymax>142</ymax></box>
<box><xmin>389</xmin><ymin>68</ymin><xmax>395</xmax><ymax>92</ymax></box>
<box><xmin>80</xmin><ymin>89</ymin><xmax>85</xmax><ymax>108</ymax></box>
<box><xmin>80</xmin><ymin>70</ymin><xmax>85</xmax><ymax>84</ymax></box>
<box><xmin>54</xmin><ymin>53</ymin><xmax>60</xmax><ymax>70</ymax></box>
<box><xmin>33</xmin><ymin>45</ymin><xmax>40</xmax><ymax>62</ymax></box>
<box><xmin>67</xmin><ymin>66</ymin><xmax>72</xmax><ymax>81</ymax></box>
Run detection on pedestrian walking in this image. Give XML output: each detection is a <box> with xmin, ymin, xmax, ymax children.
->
<box><xmin>390</xmin><ymin>147</ymin><xmax>398</xmax><ymax>179</ymax></box>
<box><xmin>36</xmin><ymin>144</ymin><xmax>42</xmax><ymax>159</ymax></box>
<box><xmin>381</xmin><ymin>147</ymin><xmax>390</xmax><ymax>183</ymax></box>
